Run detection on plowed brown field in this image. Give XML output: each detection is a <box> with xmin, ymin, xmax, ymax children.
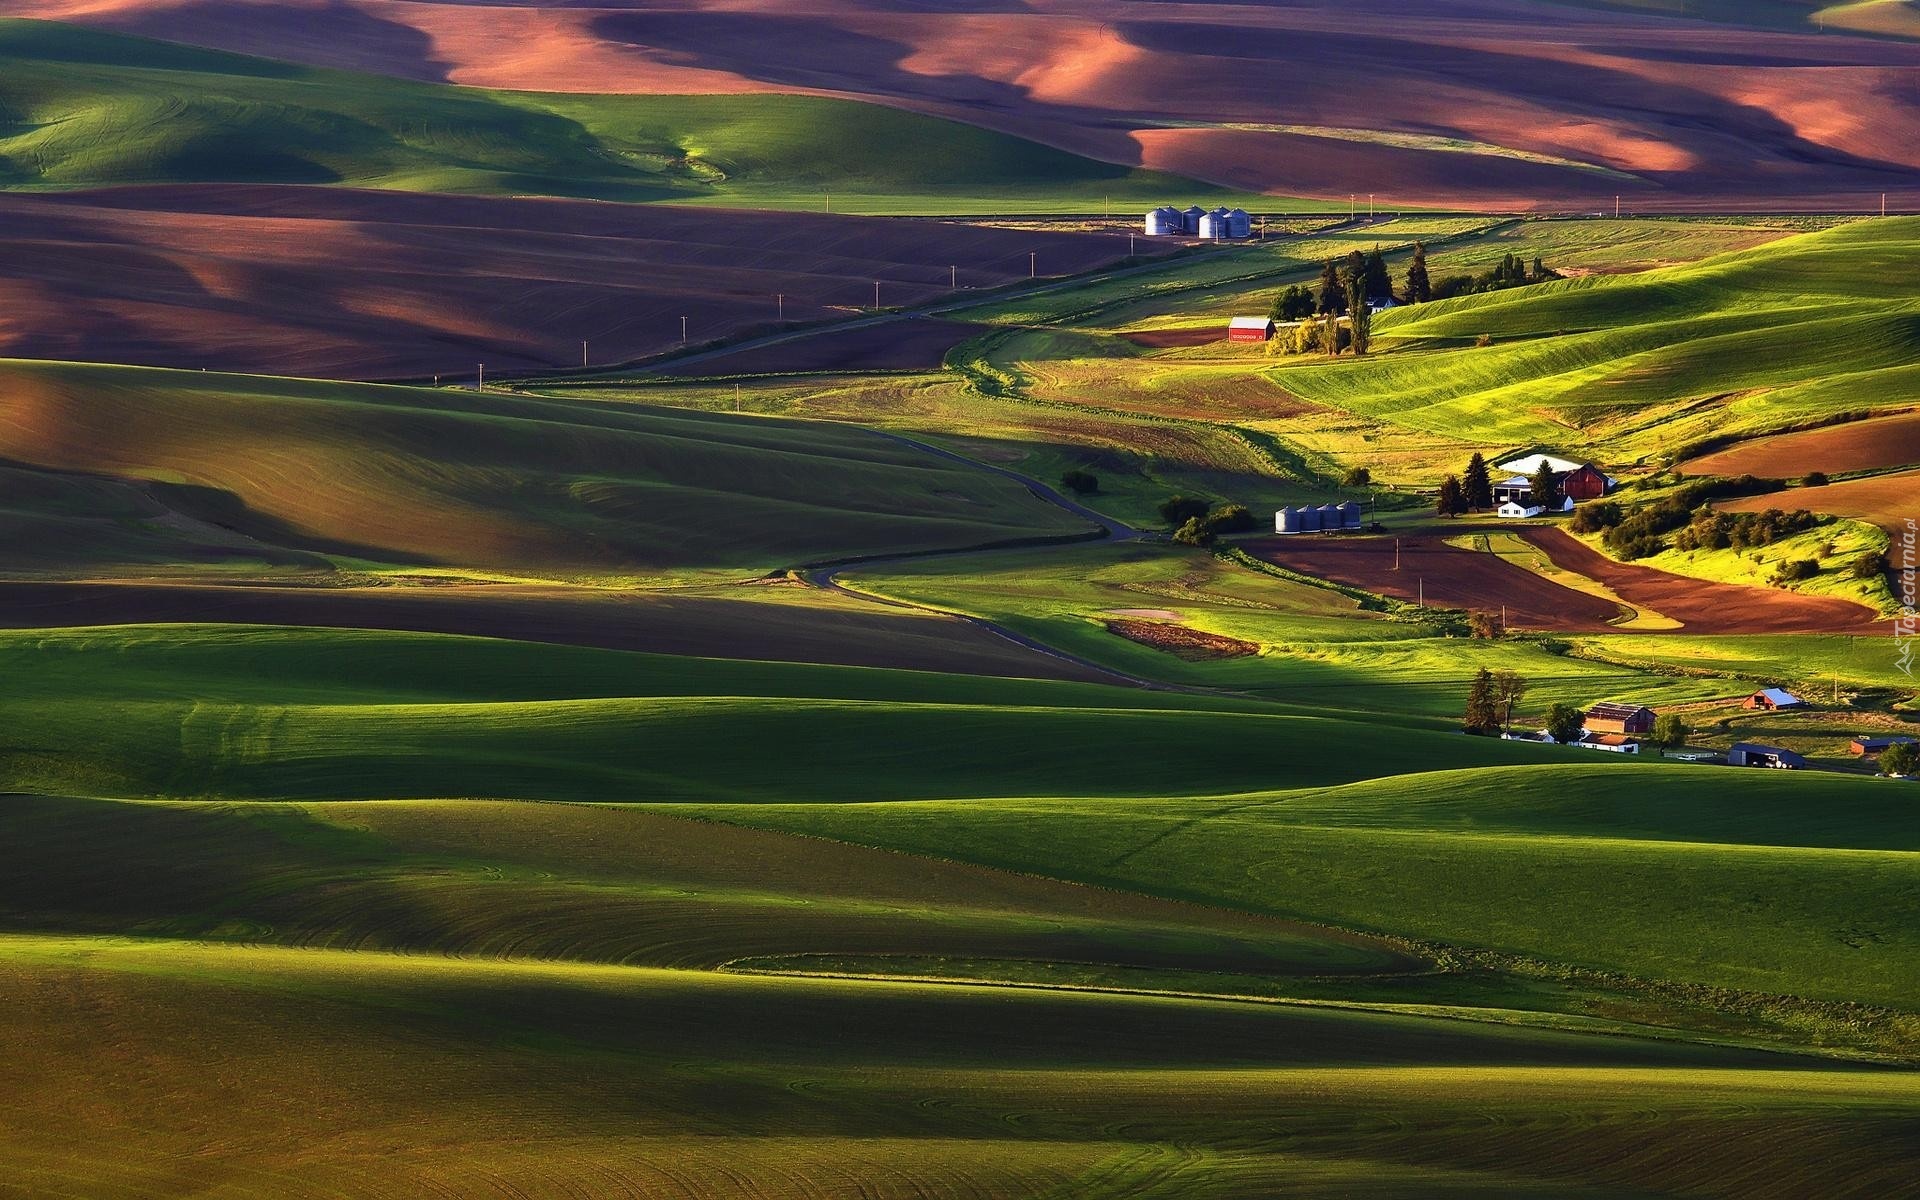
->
<box><xmin>0</xmin><ymin>186</ymin><xmax>1137</xmax><ymax>379</ymax></box>
<box><xmin>1720</xmin><ymin>470</ymin><xmax>1919</xmax><ymax>541</ymax></box>
<box><xmin>653</xmin><ymin>319</ymin><xmax>988</xmax><ymax>377</ymax></box>
<box><xmin>1682</xmin><ymin>413</ymin><xmax>1920</xmax><ymax>478</ymax></box>
<box><xmin>1253</xmin><ymin>527</ymin><xmax>1887</xmax><ymax>634</ymax></box>
<box><xmin>18</xmin><ymin>0</ymin><xmax>1920</xmax><ymax>208</ymax></box>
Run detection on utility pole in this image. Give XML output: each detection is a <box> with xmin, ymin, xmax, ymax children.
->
<box><xmin>735</xmin><ymin>383</ymin><xmax>741</xmax><ymax>414</ymax></box>
<box><xmin>1349</xmin><ymin>194</ymin><xmax>1356</xmax><ymax>220</ymax></box>
<box><xmin>1030</xmin><ymin>251</ymin><xmax>1037</xmax><ymax>279</ymax></box>
<box><xmin>1419</xmin><ymin>578</ymin><xmax>1425</xmax><ymax>607</ymax></box>
<box><xmin>1368</xmin><ymin>192</ymin><xmax>1375</xmax><ymax>219</ymax></box>
<box><xmin>825</xmin><ymin>189</ymin><xmax>831</xmax><ymax>213</ymax></box>
<box><xmin>951</xmin><ymin>264</ymin><xmax>957</xmax><ymax>289</ymax></box>
<box><xmin>581</xmin><ymin>340</ymin><xmax>589</xmax><ymax>369</ymax></box>
<box><xmin>1883</xmin><ymin>193</ymin><xmax>1889</xmax><ymax>218</ymax></box>
<box><xmin>874</xmin><ymin>280</ymin><xmax>881</xmax><ymax>309</ymax></box>
<box><xmin>1395</xmin><ymin>538</ymin><xmax>1401</xmax><ymax>570</ymax></box>
<box><xmin>1615</xmin><ymin>195</ymin><xmax>1622</xmax><ymax>219</ymax></box>
<box><xmin>1128</xmin><ymin>233</ymin><xmax>1135</xmax><ymax>257</ymax></box>
<box><xmin>777</xmin><ymin>293</ymin><xmax>784</xmax><ymax>321</ymax></box>
<box><xmin>477</xmin><ymin>362</ymin><xmax>484</xmax><ymax>391</ymax></box>
<box><xmin>680</xmin><ymin>316</ymin><xmax>688</xmax><ymax>345</ymax></box>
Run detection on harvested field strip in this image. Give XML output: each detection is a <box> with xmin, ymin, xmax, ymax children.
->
<box><xmin>1719</xmin><ymin>469</ymin><xmax>1919</xmax><ymax>540</ymax></box>
<box><xmin>1105</xmin><ymin>618</ymin><xmax>1261</xmax><ymax>660</ymax></box>
<box><xmin>1681</xmin><ymin>410</ymin><xmax>1920</xmax><ymax>477</ymax></box>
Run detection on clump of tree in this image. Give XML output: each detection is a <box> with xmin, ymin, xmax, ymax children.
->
<box><xmin>1464</xmin><ymin>668</ymin><xmax>1528</xmax><ymax>735</ymax></box>
<box><xmin>1880</xmin><ymin>740</ymin><xmax>1919</xmax><ymax>778</ymax></box>
<box><xmin>1172</xmin><ymin>517</ymin><xmax>1215</xmax><ymax>546</ymax></box>
<box><xmin>1207</xmin><ymin>504</ymin><xmax>1257</xmax><ymax>534</ymax></box>
<box><xmin>1569</xmin><ymin>500</ymin><xmax>1624</xmax><ymax>534</ymax></box>
<box><xmin>1346</xmin><ymin>273</ymin><xmax>1372</xmax><ymax>357</ymax></box>
<box><xmin>1650</xmin><ymin>713</ymin><xmax>1690</xmax><ymax>748</ymax></box>
<box><xmin>1159</xmin><ymin>495</ymin><xmax>1213</xmax><ymax>528</ymax></box>
<box><xmin>1772</xmin><ymin>558</ymin><xmax>1820</xmax><ymax>585</ymax></box>
<box><xmin>1283</xmin><ymin>318</ymin><xmax>1350</xmax><ymax>356</ymax></box>
<box><xmin>1800</xmin><ymin>471</ymin><xmax>1830</xmax><ymax>489</ymax></box>
<box><xmin>1436</xmin><ymin>474</ymin><xmax>1466</xmax><ymax>517</ymax></box>
<box><xmin>1270</xmin><ymin>284</ymin><xmax>1316</xmax><ymax>322</ymax></box>
<box><xmin>1529</xmin><ymin>462</ymin><xmax>1559</xmax><ymax>512</ymax></box>
<box><xmin>1672</xmin><ymin>508</ymin><xmax>1822</xmax><ymax>554</ymax></box>
<box><xmin>1544</xmin><ymin>702</ymin><xmax>1584</xmax><ymax>745</ymax></box>
<box><xmin>1342</xmin><ymin>466</ymin><xmax>1372</xmax><ymax>488</ymax></box>
<box><xmin>1430</xmin><ymin>252</ymin><xmax>1562</xmax><ymax>301</ymax></box>
<box><xmin>1594</xmin><ymin>477</ymin><xmax>1799</xmax><ymax>560</ymax></box>
<box><xmin>1060</xmin><ymin>469</ymin><xmax>1099</xmax><ymax>495</ymax></box>
<box><xmin>1468</xmin><ymin>610</ymin><xmax>1504</xmax><ymax>639</ymax></box>
<box><xmin>1463</xmin><ymin>453</ymin><xmax>1494</xmax><ymax>512</ymax></box>
<box><xmin>1404</xmin><ymin>242</ymin><xmax>1431</xmax><ymax>304</ymax></box>
<box><xmin>1850</xmin><ymin>552</ymin><xmax>1889</xmax><ymax>581</ymax></box>
<box><xmin>1315</xmin><ymin>260</ymin><xmax>1347</xmax><ymax>316</ymax></box>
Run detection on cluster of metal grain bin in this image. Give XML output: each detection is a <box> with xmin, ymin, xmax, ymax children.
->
<box><xmin>1144</xmin><ymin>205</ymin><xmax>1253</xmax><ymax>239</ymax></box>
<box><xmin>1273</xmin><ymin>502</ymin><xmax>1363</xmax><ymax>534</ymax></box>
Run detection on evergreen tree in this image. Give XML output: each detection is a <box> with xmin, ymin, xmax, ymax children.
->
<box><xmin>1364</xmin><ymin>247</ymin><xmax>1391</xmax><ymax>300</ymax></box>
<box><xmin>1323</xmin><ymin>310</ymin><xmax>1342</xmax><ymax>357</ymax></box>
<box><xmin>1651</xmin><ymin>713</ymin><xmax>1690</xmax><ymax>748</ymax></box>
<box><xmin>1436</xmin><ymin>474</ymin><xmax>1465</xmax><ymax>516</ymax></box>
<box><xmin>1343</xmin><ymin>250</ymin><xmax>1368</xmax><ymax>294</ymax></box>
<box><xmin>1881</xmin><ymin>740</ymin><xmax>1919</xmax><ymax>777</ymax></box>
<box><xmin>1532</xmin><ymin>255</ymin><xmax>1546</xmax><ymax>282</ymax></box>
<box><xmin>1346</xmin><ymin>277</ymin><xmax>1371</xmax><ymax>356</ymax></box>
<box><xmin>1463</xmin><ymin>453</ymin><xmax>1493</xmax><ymax>511</ymax></box>
<box><xmin>1530</xmin><ymin>462</ymin><xmax>1559</xmax><ymax>511</ymax></box>
<box><xmin>1463</xmin><ymin>668</ymin><xmax>1498</xmax><ymax>736</ymax></box>
<box><xmin>1316</xmin><ymin>260</ymin><xmax>1346</xmax><ymax>315</ymax></box>
<box><xmin>1405</xmin><ymin>242</ymin><xmax>1431</xmax><ymax>303</ymax></box>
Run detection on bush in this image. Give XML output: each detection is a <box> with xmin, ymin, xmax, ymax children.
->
<box><xmin>1611</xmin><ymin>534</ymin><xmax>1663</xmax><ymax>561</ymax></box>
<box><xmin>1772</xmin><ymin>558</ymin><xmax>1819</xmax><ymax>584</ymax></box>
<box><xmin>1468</xmin><ymin>610</ymin><xmax>1502</xmax><ymax>639</ymax></box>
<box><xmin>1172</xmin><ymin>516</ymin><xmax>1216</xmax><ymax>547</ymax></box>
<box><xmin>1801</xmin><ymin>471</ymin><xmax>1829</xmax><ymax>489</ymax></box>
<box><xmin>1158</xmin><ymin>495</ymin><xmax>1212</xmax><ymax>528</ymax></box>
<box><xmin>1850</xmin><ymin>552</ymin><xmax>1889</xmax><ymax>580</ymax></box>
<box><xmin>1881</xmin><ymin>741</ymin><xmax>1919</xmax><ymax>777</ymax></box>
<box><xmin>1060</xmin><ymin>469</ymin><xmax>1099</xmax><ymax>495</ymax></box>
<box><xmin>1206</xmin><ymin>504</ymin><xmax>1257</xmax><ymax>534</ymax></box>
<box><xmin>1342</xmin><ymin>466</ymin><xmax>1372</xmax><ymax>488</ymax></box>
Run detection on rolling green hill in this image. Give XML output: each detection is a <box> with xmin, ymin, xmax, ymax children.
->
<box><xmin>1274</xmin><ymin>218</ymin><xmax>1920</xmax><ymax>475</ymax></box>
<box><xmin>0</xmin><ymin>18</ymin><xmax>1283</xmax><ymax>213</ymax></box>
<box><xmin>0</xmin><ymin>359</ymin><xmax>1092</xmax><ymax>578</ymax></box>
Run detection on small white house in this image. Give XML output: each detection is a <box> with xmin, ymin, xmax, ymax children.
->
<box><xmin>1498</xmin><ymin>500</ymin><xmax>1546</xmax><ymax>519</ymax></box>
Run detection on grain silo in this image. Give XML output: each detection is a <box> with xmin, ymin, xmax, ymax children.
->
<box><xmin>1145</xmin><ymin>206</ymin><xmax>1181</xmax><ymax>236</ymax></box>
<box><xmin>1339</xmin><ymin>500</ymin><xmax>1363</xmax><ymax>530</ymax></box>
<box><xmin>1318</xmin><ymin>503</ymin><xmax>1344</xmax><ymax>531</ymax></box>
<box><xmin>1275</xmin><ymin>507</ymin><xmax>1301</xmax><ymax>535</ymax></box>
<box><xmin>1182</xmin><ymin>205</ymin><xmax>1206</xmax><ymax>234</ymax></box>
<box><xmin>1196</xmin><ymin>211</ymin><xmax>1228</xmax><ymax>239</ymax></box>
<box><xmin>1227</xmin><ymin>208</ymin><xmax>1253</xmax><ymax>238</ymax></box>
<box><xmin>1296</xmin><ymin>504</ymin><xmax>1323</xmax><ymax>533</ymax></box>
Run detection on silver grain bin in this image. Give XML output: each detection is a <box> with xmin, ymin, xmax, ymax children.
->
<box><xmin>1182</xmin><ymin>205</ymin><xmax>1206</xmax><ymax>233</ymax></box>
<box><xmin>1339</xmin><ymin>501</ymin><xmax>1363</xmax><ymax>530</ymax></box>
<box><xmin>1196</xmin><ymin>212</ymin><xmax>1228</xmax><ymax>239</ymax></box>
<box><xmin>1297</xmin><ymin>504</ymin><xmax>1323</xmax><ymax>533</ymax></box>
<box><xmin>1318</xmin><ymin>503</ymin><xmax>1344</xmax><ymax>530</ymax></box>
<box><xmin>1227</xmin><ymin>208</ymin><xmax>1252</xmax><ymax>238</ymax></box>
<box><xmin>1145</xmin><ymin>207</ymin><xmax>1181</xmax><ymax>236</ymax></box>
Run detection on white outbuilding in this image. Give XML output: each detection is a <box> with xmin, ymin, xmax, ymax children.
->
<box><xmin>1498</xmin><ymin>500</ymin><xmax>1546</xmax><ymax>519</ymax></box>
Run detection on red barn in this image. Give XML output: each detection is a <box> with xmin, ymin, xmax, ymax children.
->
<box><xmin>1585</xmin><ymin>702</ymin><xmax>1654</xmax><ymax>736</ymax></box>
<box><xmin>1563</xmin><ymin>462</ymin><xmax>1612</xmax><ymax>502</ymax></box>
<box><xmin>1228</xmin><ymin>316</ymin><xmax>1275</xmax><ymax>342</ymax></box>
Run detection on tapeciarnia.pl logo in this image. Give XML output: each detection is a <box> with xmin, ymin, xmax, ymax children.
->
<box><xmin>1898</xmin><ymin>518</ymin><xmax>1916</xmax><ymax>678</ymax></box>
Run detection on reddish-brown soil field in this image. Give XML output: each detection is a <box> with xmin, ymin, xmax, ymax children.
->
<box><xmin>18</xmin><ymin>0</ymin><xmax>1920</xmax><ymax>208</ymax></box>
<box><xmin>0</xmin><ymin>186</ymin><xmax>1139</xmax><ymax>379</ymax></box>
<box><xmin>1249</xmin><ymin>533</ymin><xmax>1625</xmax><ymax>632</ymax></box>
<box><xmin>1104</xmin><ymin>618</ymin><xmax>1259</xmax><ymax>660</ymax></box>
<box><xmin>1513</xmin><ymin>527</ymin><xmax>1887</xmax><ymax>634</ymax></box>
<box><xmin>1720</xmin><ymin>469</ymin><xmax>1920</xmax><ymax>541</ymax></box>
<box><xmin>1682</xmin><ymin>413</ymin><xmax>1920</xmax><ymax>478</ymax></box>
<box><xmin>1253</xmin><ymin>527</ymin><xmax>1887</xmax><ymax>634</ymax></box>
<box><xmin>0</xmin><ymin>580</ymin><xmax>1110</xmax><ymax>681</ymax></box>
<box><xmin>652</xmin><ymin>319</ymin><xmax>988</xmax><ymax>377</ymax></box>
<box><xmin>1121</xmin><ymin>328</ymin><xmax>1220</xmax><ymax>349</ymax></box>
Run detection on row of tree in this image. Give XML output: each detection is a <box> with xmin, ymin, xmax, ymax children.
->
<box><xmin>1435</xmin><ymin>452</ymin><xmax>1499</xmax><ymax>516</ymax></box>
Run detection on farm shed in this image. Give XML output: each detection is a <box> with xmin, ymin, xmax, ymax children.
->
<box><xmin>1585</xmin><ymin>703</ymin><xmax>1654</xmax><ymax>736</ymax></box>
<box><xmin>1852</xmin><ymin>734</ymin><xmax>1918</xmax><ymax>756</ymax></box>
<box><xmin>1575</xmin><ymin>732</ymin><xmax>1641</xmax><ymax>754</ymax></box>
<box><xmin>1228</xmin><ymin>316</ymin><xmax>1275</xmax><ymax>342</ymax></box>
<box><xmin>1728</xmin><ymin>742</ymin><xmax>1808</xmax><ymax>770</ymax></box>
<box><xmin>1744</xmin><ymin>688</ymin><xmax>1803</xmax><ymax>711</ymax></box>
<box><xmin>1497</xmin><ymin>500</ymin><xmax>1546</xmax><ymax>519</ymax></box>
<box><xmin>1562</xmin><ymin>463</ymin><xmax>1614</xmax><ymax>501</ymax></box>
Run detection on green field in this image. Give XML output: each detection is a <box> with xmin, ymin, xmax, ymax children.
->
<box><xmin>0</xmin><ymin>19</ymin><xmax>1285</xmax><ymax>213</ymax></box>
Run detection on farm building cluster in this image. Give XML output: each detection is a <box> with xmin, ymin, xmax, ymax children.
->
<box><xmin>1144</xmin><ymin>205</ymin><xmax>1255</xmax><ymax>239</ymax></box>
<box><xmin>1491</xmin><ymin>454</ymin><xmax>1616</xmax><ymax>519</ymax></box>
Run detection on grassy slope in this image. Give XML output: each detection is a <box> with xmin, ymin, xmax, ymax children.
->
<box><xmin>0</xmin><ymin>18</ymin><xmax>1285</xmax><ymax>213</ymax></box>
<box><xmin>0</xmin><ymin>359</ymin><xmax>1091</xmax><ymax>579</ymax></box>
<box><xmin>1274</xmin><ymin>219</ymin><xmax>1920</xmax><ymax>476</ymax></box>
